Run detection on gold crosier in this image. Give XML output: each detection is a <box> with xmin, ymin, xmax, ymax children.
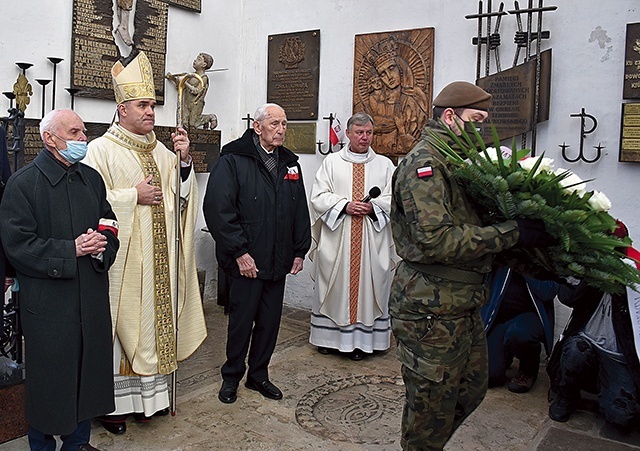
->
<box><xmin>170</xmin><ymin>71</ymin><xmax>205</xmax><ymax>414</ymax></box>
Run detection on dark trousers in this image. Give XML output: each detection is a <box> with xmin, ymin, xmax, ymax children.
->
<box><xmin>28</xmin><ymin>419</ymin><xmax>91</xmax><ymax>451</ymax></box>
<box><xmin>221</xmin><ymin>275</ymin><xmax>286</xmax><ymax>383</ymax></box>
<box><xmin>487</xmin><ymin>312</ymin><xmax>544</xmax><ymax>386</ymax></box>
<box><xmin>557</xmin><ymin>335</ymin><xmax>638</xmax><ymax>427</ymax></box>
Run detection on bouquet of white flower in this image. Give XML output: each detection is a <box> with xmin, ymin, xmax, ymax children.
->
<box><xmin>429</xmin><ymin>125</ymin><xmax>640</xmax><ymax>294</ymax></box>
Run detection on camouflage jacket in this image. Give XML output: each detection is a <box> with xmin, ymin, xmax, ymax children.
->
<box><xmin>389</xmin><ymin>120</ymin><xmax>520</xmax><ymax>316</ymax></box>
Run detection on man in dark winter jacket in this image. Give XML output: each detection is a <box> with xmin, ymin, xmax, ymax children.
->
<box><xmin>0</xmin><ymin>109</ymin><xmax>119</xmax><ymax>451</ymax></box>
<box><xmin>204</xmin><ymin>103</ymin><xmax>311</xmax><ymax>404</ymax></box>
<box><xmin>547</xmin><ymin>222</ymin><xmax>640</xmax><ymax>428</ymax></box>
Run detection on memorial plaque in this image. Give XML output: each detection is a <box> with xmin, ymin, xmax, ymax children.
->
<box><xmin>20</xmin><ymin>121</ymin><xmax>219</xmax><ymax>173</ymax></box>
<box><xmin>267</xmin><ymin>30</ymin><xmax>320</xmax><ymax>120</ymax></box>
<box><xmin>165</xmin><ymin>0</ymin><xmax>200</xmax><ymax>12</ymax></box>
<box><xmin>353</xmin><ymin>28</ymin><xmax>435</xmax><ymax>157</ymax></box>
<box><xmin>623</xmin><ymin>23</ymin><xmax>640</xmax><ymax>99</ymax></box>
<box><xmin>71</xmin><ymin>0</ymin><xmax>168</xmax><ymax>104</ymax></box>
<box><xmin>477</xmin><ymin>49</ymin><xmax>551</xmax><ymax>142</ymax></box>
<box><xmin>283</xmin><ymin>122</ymin><xmax>316</xmax><ymax>154</ymax></box>
<box><xmin>190</xmin><ymin>129</ymin><xmax>221</xmax><ymax>173</ymax></box>
<box><xmin>620</xmin><ymin>102</ymin><xmax>640</xmax><ymax>162</ymax></box>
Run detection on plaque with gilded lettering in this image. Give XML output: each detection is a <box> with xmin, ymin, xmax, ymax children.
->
<box><xmin>283</xmin><ymin>122</ymin><xmax>316</xmax><ymax>154</ymax></box>
<box><xmin>71</xmin><ymin>0</ymin><xmax>168</xmax><ymax>104</ymax></box>
<box><xmin>620</xmin><ymin>102</ymin><xmax>640</xmax><ymax>162</ymax></box>
<box><xmin>267</xmin><ymin>30</ymin><xmax>320</xmax><ymax>120</ymax></box>
<box><xmin>624</xmin><ymin>23</ymin><xmax>640</xmax><ymax>99</ymax></box>
<box><xmin>20</xmin><ymin>121</ymin><xmax>219</xmax><ymax>173</ymax></box>
<box><xmin>353</xmin><ymin>28</ymin><xmax>434</xmax><ymax>157</ymax></box>
<box><xmin>165</xmin><ymin>0</ymin><xmax>200</xmax><ymax>12</ymax></box>
<box><xmin>477</xmin><ymin>49</ymin><xmax>551</xmax><ymax>141</ymax></box>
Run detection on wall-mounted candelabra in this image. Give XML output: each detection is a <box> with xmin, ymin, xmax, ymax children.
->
<box><xmin>47</xmin><ymin>57</ymin><xmax>64</xmax><ymax>110</ymax></box>
<box><xmin>65</xmin><ymin>88</ymin><xmax>80</xmax><ymax>110</ymax></box>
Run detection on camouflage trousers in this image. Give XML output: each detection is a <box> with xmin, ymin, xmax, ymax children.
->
<box><xmin>391</xmin><ymin>310</ymin><xmax>488</xmax><ymax>451</ymax></box>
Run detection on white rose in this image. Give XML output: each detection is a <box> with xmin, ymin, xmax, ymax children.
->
<box><xmin>588</xmin><ymin>190</ymin><xmax>612</xmax><ymax>212</ymax></box>
<box><xmin>555</xmin><ymin>168</ymin><xmax>586</xmax><ymax>195</ymax></box>
<box><xmin>482</xmin><ymin>147</ymin><xmax>499</xmax><ymax>161</ymax></box>
<box><xmin>519</xmin><ymin>156</ymin><xmax>554</xmax><ymax>174</ymax></box>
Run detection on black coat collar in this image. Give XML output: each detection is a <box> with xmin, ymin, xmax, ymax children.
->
<box><xmin>35</xmin><ymin>149</ymin><xmax>87</xmax><ymax>186</ymax></box>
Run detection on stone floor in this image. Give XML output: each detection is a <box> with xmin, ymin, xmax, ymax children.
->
<box><xmin>2</xmin><ymin>298</ymin><xmax>640</xmax><ymax>450</ymax></box>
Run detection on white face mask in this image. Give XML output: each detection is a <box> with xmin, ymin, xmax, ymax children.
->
<box><xmin>53</xmin><ymin>133</ymin><xmax>88</xmax><ymax>163</ymax></box>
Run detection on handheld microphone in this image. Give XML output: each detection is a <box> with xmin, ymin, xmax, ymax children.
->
<box><xmin>361</xmin><ymin>186</ymin><xmax>381</xmax><ymax>203</ymax></box>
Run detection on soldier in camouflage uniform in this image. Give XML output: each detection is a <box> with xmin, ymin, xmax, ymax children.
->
<box><xmin>390</xmin><ymin>81</ymin><xmax>549</xmax><ymax>450</ymax></box>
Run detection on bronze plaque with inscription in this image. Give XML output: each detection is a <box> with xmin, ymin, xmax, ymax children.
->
<box><xmin>71</xmin><ymin>0</ymin><xmax>168</xmax><ymax>104</ymax></box>
<box><xmin>620</xmin><ymin>102</ymin><xmax>640</xmax><ymax>162</ymax></box>
<box><xmin>623</xmin><ymin>23</ymin><xmax>640</xmax><ymax>99</ymax></box>
<box><xmin>283</xmin><ymin>122</ymin><xmax>316</xmax><ymax>154</ymax></box>
<box><xmin>353</xmin><ymin>28</ymin><xmax>434</xmax><ymax>157</ymax></box>
<box><xmin>477</xmin><ymin>49</ymin><xmax>551</xmax><ymax>141</ymax></box>
<box><xmin>18</xmin><ymin>121</ymin><xmax>219</xmax><ymax>173</ymax></box>
<box><xmin>165</xmin><ymin>0</ymin><xmax>201</xmax><ymax>12</ymax></box>
<box><xmin>267</xmin><ymin>30</ymin><xmax>320</xmax><ymax>120</ymax></box>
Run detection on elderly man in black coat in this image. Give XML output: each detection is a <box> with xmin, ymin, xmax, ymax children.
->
<box><xmin>0</xmin><ymin>109</ymin><xmax>119</xmax><ymax>451</ymax></box>
<box><xmin>204</xmin><ymin>103</ymin><xmax>311</xmax><ymax>404</ymax></box>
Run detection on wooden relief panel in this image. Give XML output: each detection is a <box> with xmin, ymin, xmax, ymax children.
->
<box><xmin>353</xmin><ymin>28</ymin><xmax>435</xmax><ymax>157</ymax></box>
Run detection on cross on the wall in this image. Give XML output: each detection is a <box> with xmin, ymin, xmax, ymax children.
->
<box><xmin>509</xmin><ymin>0</ymin><xmax>556</xmax><ymax>67</ymax></box>
<box><xmin>242</xmin><ymin>113</ymin><xmax>253</xmax><ymax>130</ymax></box>
<box><xmin>466</xmin><ymin>0</ymin><xmax>507</xmax><ymax>79</ymax></box>
<box><xmin>509</xmin><ymin>0</ymin><xmax>557</xmax><ymax>150</ymax></box>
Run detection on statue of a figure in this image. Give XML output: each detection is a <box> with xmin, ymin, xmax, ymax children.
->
<box><xmin>114</xmin><ymin>0</ymin><xmax>134</xmax><ymax>47</ymax></box>
<box><xmin>166</xmin><ymin>53</ymin><xmax>218</xmax><ymax>130</ymax></box>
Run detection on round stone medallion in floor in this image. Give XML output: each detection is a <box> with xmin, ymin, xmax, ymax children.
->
<box><xmin>295</xmin><ymin>374</ymin><xmax>404</xmax><ymax>445</ymax></box>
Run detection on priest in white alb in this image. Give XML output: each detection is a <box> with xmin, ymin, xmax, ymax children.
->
<box><xmin>84</xmin><ymin>51</ymin><xmax>207</xmax><ymax>434</ymax></box>
<box><xmin>309</xmin><ymin>112</ymin><xmax>397</xmax><ymax>361</ymax></box>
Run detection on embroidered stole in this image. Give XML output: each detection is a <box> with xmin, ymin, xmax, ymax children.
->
<box><xmin>348</xmin><ymin>163</ymin><xmax>365</xmax><ymax>324</ymax></box>
<box><xmin>105</xmin><ymin>125</ymin><xmax>177</xmax><ymax>376</ymax></box>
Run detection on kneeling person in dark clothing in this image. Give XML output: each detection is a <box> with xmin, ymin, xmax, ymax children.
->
<box><xmin>482</xmin><ymin>265</ymin><xmax>559</xmax><ymax>393</ymax></box>
<box><xmin>547</xmin><ymin>222</ymin><xmax>640</xmax><ymax>427</ymax></box>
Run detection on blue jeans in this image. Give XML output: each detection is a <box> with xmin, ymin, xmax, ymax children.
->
<box><xmin>487</xmin><ymin>312</ymin><xmax>544</xmax><ymax>386</ymax></box>
<box><xmin>557</xmin><ymin>335</ymin><xmax>638</xmax><ymax>427</ymax></box>
<box><xmin>28</xmin><ymin>419</ymin><xmax>91</xmax><ymax>451</ymax></box>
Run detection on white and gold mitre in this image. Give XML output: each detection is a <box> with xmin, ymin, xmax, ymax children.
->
<box><xmin>111</xmin><ymin>51</ymin><xmax>156</xmax><ymax>105</ymax></box>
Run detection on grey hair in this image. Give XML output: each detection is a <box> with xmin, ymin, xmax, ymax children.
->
<box><xmin>254</xmin><ymin>103</ymin><xmax>284</xmax><ymax>123</ymax></box>
<box><xmin>40</xmin><ymin>109</ymin><xmax>70</xmax><ymax>140</ymax></box>
<box><xmin>347</xmin><ymin>112</ymin><xmax>374</xmax><ymax>130</ymax></box>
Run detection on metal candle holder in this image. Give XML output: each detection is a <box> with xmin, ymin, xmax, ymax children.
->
<box><xmin>15</xmin><ymin>62</ymin><xmax>33</xmax><ymax>75</ymax></box>
<box><xmin>65</xmin><ymin>88</ymin><xmax>80</xmax><ymax>110</ymax></box>
<box><xmin>3</xmin><ymin>92</ymin><xmax>16</xmax><ymax>109</ymax></box>
<box><xmin>35</xmin><ymin>79</ymin><xmax>51</xmax><ymax>119</ymax></box>
<box><xmin>48</xmin><ymin>57</ymin><xmax>64</xmax><ymax>110</ymax></box>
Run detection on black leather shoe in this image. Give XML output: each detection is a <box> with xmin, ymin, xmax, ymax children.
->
<box><xmin>218</xmin><ymin>380</ymin><xmax>239</xmax><ymax>404</ymax></box>
<box><xmin>350</xmin><ymin>349</ymin><xmax>366</xmax><ymax>361</ymax></box>
<box><xmin>98</xmin><ymin>418</ymin><xmax>126</xmax><ymax>435</ymax></box>
<box><xmin>317</xmin><ymin>346</ymin><xmax>331</xmax><ymax>355</ymax></box>
<box><xmin>245</xmin><ymin>379</ymin><xmax>283</xmax><ymax>400</ymax></box>
<box><xmin>78</xmin><ymin>444</ymin><xmax>101</xmax><ymax>451</ymax></box>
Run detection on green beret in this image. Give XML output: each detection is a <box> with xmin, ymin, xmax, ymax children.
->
<box><xmin>433</xmin><ymin>81</ymin><xmax>492</xmax><ymax>111</ymax></box>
